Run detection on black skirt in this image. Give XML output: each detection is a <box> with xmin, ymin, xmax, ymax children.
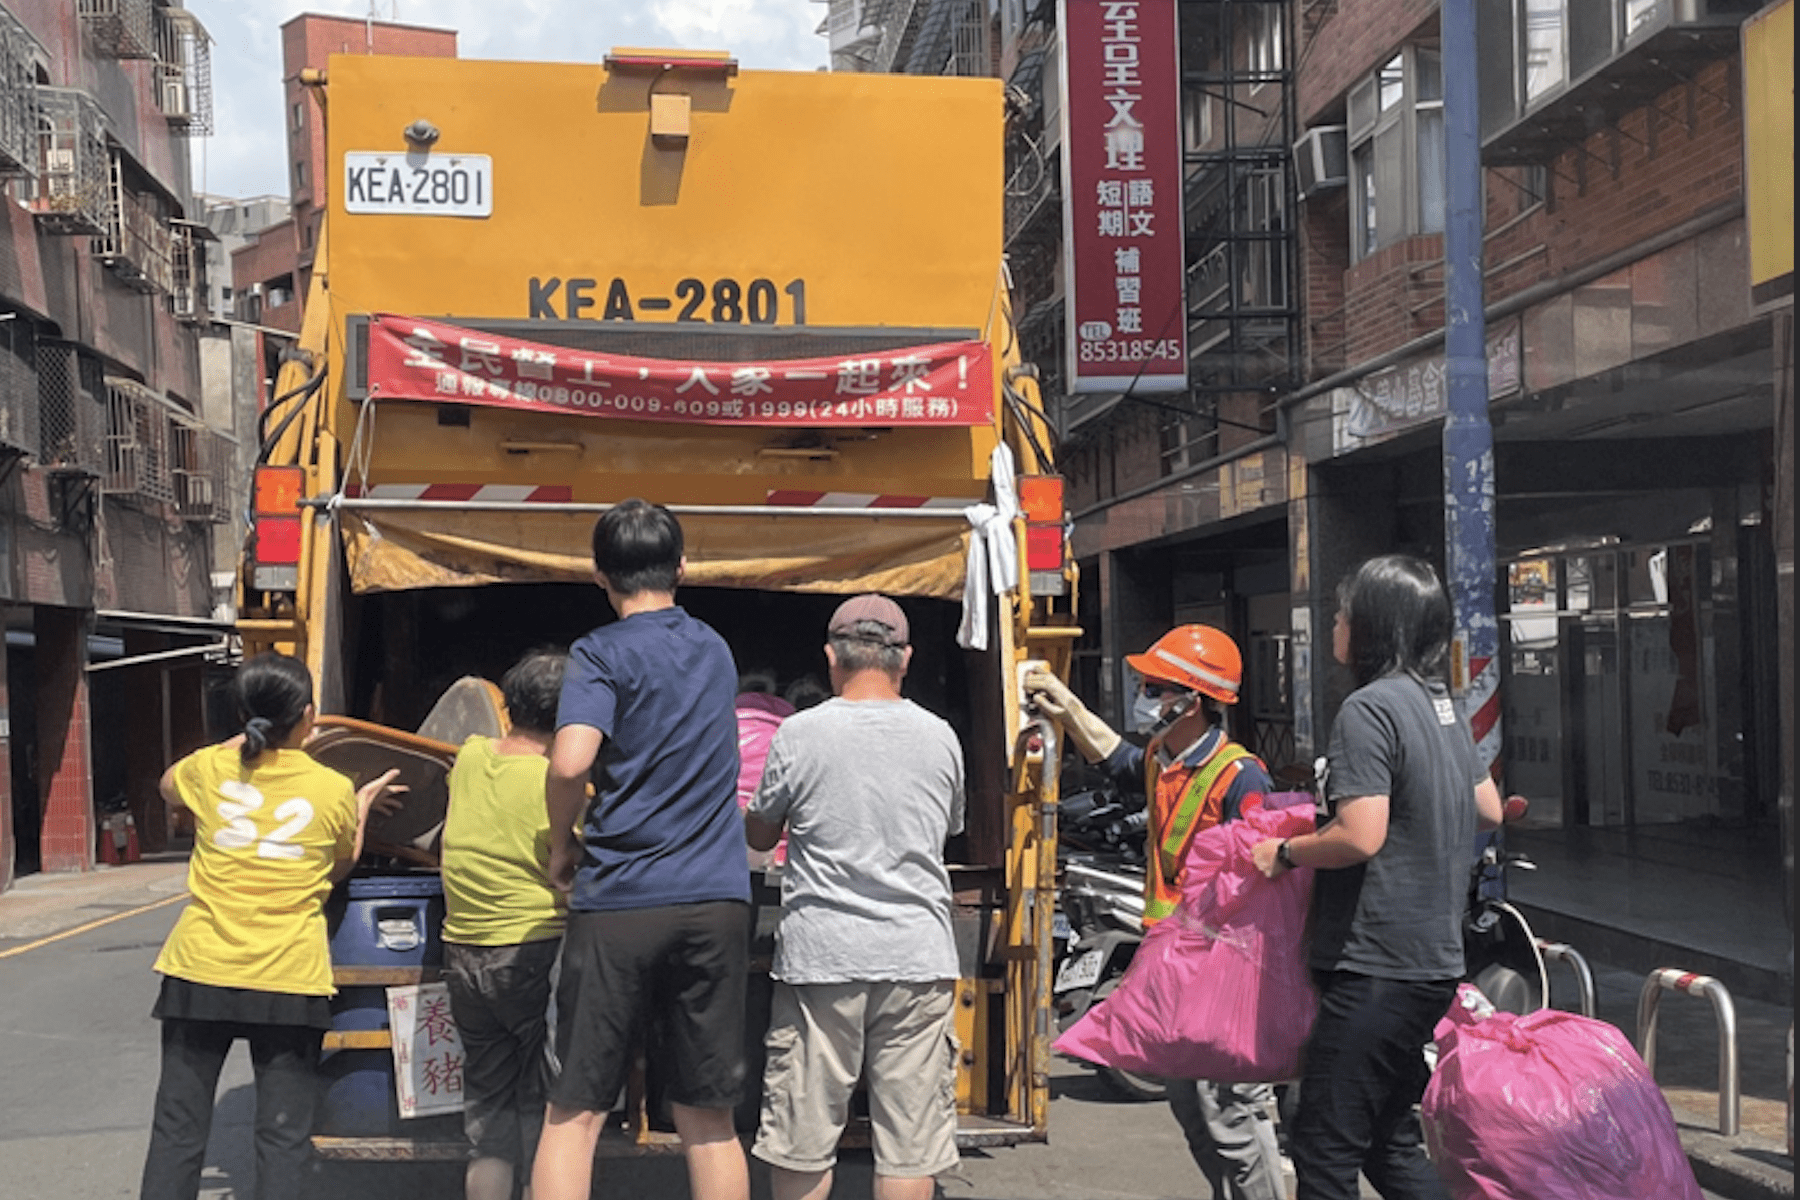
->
<box><xmin>152</xmin><ymin>975</ymin><xmax>333</xmax><ymax>1031</ymax></box>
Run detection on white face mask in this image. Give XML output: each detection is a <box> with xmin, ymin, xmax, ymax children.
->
<box><xmin>1130</xmin><ymin>690</ymin><xmax>1167</xmax><ymax>734</ymax></box>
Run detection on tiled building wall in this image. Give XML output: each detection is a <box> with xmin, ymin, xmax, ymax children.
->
<box><xmin>1482</xmin><ymin>60</ymin><xmax>1744</xmax><ymax>308</ymax></box>
<box><xmin>1298</xmin><ymin>31</ymin><xmax>1744</xmax><ymax>373</ymax></box>
<box><xmin>0</xmin><ymin>3</ymin><xmax>214</xmax><ymax>881</ymax></box>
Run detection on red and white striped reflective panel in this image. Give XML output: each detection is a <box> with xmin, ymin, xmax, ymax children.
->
<box><xmin>343</xmin><ymin>483</ymin><xmax>573</xmax><ymax>502</ymax></box>
<box><xmin>763</xmin><ymin>490</ymin><xmax>968</xmax><ymax>509</ymax></box>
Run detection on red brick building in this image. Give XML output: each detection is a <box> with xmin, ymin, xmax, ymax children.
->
<box><xmin>225</xmin><ymin>14</ymin><xmax>454</xmax><ymax>424</ymax></box>
<box><xmin>232</xmin><ymin>12</ymin><xmax>456</xmax><ymax>338</ymax></box>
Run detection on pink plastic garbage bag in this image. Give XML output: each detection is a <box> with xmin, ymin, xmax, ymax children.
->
<box><xmin>735</xmin><ymin>692</ymin><xmax>794</xmax><ymax>866</ymax></box>
<box><xmin>1421</xmin><ymin>983</ymin><xmax>1703</xmax><ymax>1200</ymax></box>
<box><xmin>1053</xmin><ymin>799</ymin><xmax>1317</xmax><ymax>1083</ymax></box>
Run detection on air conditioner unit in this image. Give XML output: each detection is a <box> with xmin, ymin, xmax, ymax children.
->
<box><xmin>160</xmin><ymin>77</ymin><xmax>189</xmax><ymax>120</ymax></box>
<box><xmin>1294</xmin><ymin>126</ymin><xmax>1348</xmax><ymax>198</ymax></box>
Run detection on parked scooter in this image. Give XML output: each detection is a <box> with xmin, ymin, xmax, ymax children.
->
<box><xmin>1051</xmin><ymin>771</ymin><xmax>1164</xmax><ymax>1101</ymax></box>
<box><xmin>1463</xmin><ymin>795</ymin><xmax>1548</xmax><ymax>1014</ymax></box>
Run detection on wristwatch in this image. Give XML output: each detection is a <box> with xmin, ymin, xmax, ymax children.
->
<box><xmin>1276</xmin><ymin>839</ymin><xmax>1296</xmax><ymax>870</ymax></box>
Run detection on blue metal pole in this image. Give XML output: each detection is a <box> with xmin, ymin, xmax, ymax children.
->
<box><xmin>1440</xmin><ymin>0</ymin><xmax>1499</xmax><ymax>771</ymax></box>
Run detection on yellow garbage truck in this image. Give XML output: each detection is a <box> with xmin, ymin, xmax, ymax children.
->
<box><xmin>237</xmin><ymin>47</ymin><xmax>1077</xmax><ymax>1159</ymax></box>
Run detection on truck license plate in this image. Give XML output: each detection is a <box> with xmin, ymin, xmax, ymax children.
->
<box><xmin>344</xmin><ymin>152</ymin><xmax>493</xmax><ymax>218</ymax></box>
<box><xmin>1054</xmin><ymin>948</ymin><xmax>1104</xmax><ymax>994</ymax></box>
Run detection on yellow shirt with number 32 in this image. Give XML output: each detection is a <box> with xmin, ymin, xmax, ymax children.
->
<box><xmin>153</xmin><ymin>744</ymin><xmax>358</xmax><ymax>996</ymax></box>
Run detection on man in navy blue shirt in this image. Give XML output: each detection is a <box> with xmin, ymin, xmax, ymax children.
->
<box><xmin>532</xmin><ymin>499</ymin><xmax>751</xmax><ymax>1200</ymax></box>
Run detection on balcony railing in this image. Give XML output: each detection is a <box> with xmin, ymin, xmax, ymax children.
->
<box><xmin>1479</xmin><ymin>0</ymin><xmax>1758</xmax><ymax>164</ymax></box>
<box><xmin>32</xmin><ymin>89</ymin><xmax>109</xmax><ymax>236</ymax></box>
<box><xmin>0</xmin><ymin>6</ymin><xmax>40</xmax><ymax>178</ymax></box>
<box><xmin>78</xmin><ymin>0</ymin><xmax>156</xmax><ymax>60</ymax></box>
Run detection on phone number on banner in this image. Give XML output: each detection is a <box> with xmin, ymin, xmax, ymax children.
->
<box><xmin>504</xmin><ymin>386</ymin><xmax>969</xmax><ymax>423</ymax></box>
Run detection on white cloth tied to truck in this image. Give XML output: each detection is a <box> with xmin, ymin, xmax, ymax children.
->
<box><xmin>957</xmin><ymin>442</ymin><xmax>1020</xmax><ymax>652</ymax></box>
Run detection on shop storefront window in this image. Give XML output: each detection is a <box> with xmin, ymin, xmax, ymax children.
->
<box><xmin>1502</xmin><ymin>541</ymin><xmax>1733</xmax><ymax>831</ymax></box>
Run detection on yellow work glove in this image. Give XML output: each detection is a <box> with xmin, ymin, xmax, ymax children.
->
<box><xmin>1022</xmin><ymin>666</ymin><xmax>1121</xmax><ymax>763</ymax></box>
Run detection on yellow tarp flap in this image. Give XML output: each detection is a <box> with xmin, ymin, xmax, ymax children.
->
<box><xmin>340</xmin><ymin>510</ymin><xmax>972</xmax><ymax>599</ymax></box>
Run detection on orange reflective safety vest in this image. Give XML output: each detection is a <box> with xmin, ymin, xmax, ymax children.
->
<box><xmin>1142</xmin><ymin>739</ymin><xmax>1256</xmax><ymax>924</ymax></box>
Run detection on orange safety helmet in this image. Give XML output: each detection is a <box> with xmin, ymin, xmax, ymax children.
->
<box><xmin>1125</xmin><ymin>624</ymin><xmax>1243</xmax><ymax>705</ymax></box>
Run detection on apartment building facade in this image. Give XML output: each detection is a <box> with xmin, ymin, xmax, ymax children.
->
<box><xmin>845</xmin><ymin>0</ymin><xmax>1788</xmax><ymax>928</ymax></box>
<box><xmin>0</xmin><ymin>0</ymin><xmax>231</xmax><ymax>888</ymax></box>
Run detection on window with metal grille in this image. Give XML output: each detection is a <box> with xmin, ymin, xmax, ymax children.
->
<box><xmin>168</xmin><ymin>417</ymin><xmax>225</xmax><ymax>520</ymax></box>
<box><xmin>163</xmin><ymin>420</ymin><xmax>232</xmax><ymax>523</ymax></box>
<box><xmin>77</xmin><ymin>0</ymin><xmax>156</xmax><ymax>60</ymax></box>
<box><xmin>36</xmin><ymin>341</ymin><xmax>105</xmax><ymax>473</ymax></box>
<box><xmin>31</xmin><ymin>88</ymin><xmax>109</xmax><ymax>236</ymax></box>
<box><xmin>0</xmin><ymin>7</ymin><xmax>40</xmax><ymax>180</ymax></box>
<box><xmin>102</xmin><ymin>378</ymin><xmax>174</xmax><ymax>504</ymax></box>
<box><xmin>94</xmin><ymin>152</ymin><xmax>174</xmax><ymax>293</ymax></box>
<box><xmin>170</xmin><ymin>223</ymin><xmax>208</xmax><ymax>321</ymax></box>
<box><xmin>153</xmin><ymin>6</ymin><xmax>213</xmax><ymax>136</ymax></box>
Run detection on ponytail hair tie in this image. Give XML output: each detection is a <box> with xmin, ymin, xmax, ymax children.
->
<box><xmin>241</xmin><ymin>716</ymin><xmax>276</xmax><ymax>764</ymax></box>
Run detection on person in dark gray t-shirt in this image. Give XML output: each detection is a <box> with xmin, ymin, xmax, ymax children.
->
<box><xmin>1253</xmin><ymin>555</ymin><xmax>1503</xmax><ymax>1200</ymax></box>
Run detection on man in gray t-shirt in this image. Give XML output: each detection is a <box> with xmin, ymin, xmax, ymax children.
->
<box><xmin>745</xmin><ymin>594</ymin><xmax>964</xmax><ymax>1200</ymax></box>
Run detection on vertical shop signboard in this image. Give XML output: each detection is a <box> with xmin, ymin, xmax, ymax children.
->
<box><xmin>1059</xmin><ymin>0</ymin><xmax>1188</xmax><ymax>393</ymax></box>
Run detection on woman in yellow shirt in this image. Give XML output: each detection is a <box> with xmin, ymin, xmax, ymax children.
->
<box><xmin>441</xmin><ymin>648</ymin><xmax>568</xmax><ymax>1200</ymax></box>
<box><xmin>139</xmin><ymin>653</ymin><xmax>398</xmax><ymax>1200</ymax></box>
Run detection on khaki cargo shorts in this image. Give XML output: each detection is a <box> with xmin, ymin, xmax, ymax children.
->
<box><xmin>752</xmin><ymin>979</ymin><xmax>960</xmax><ymax>1178</ymax></box>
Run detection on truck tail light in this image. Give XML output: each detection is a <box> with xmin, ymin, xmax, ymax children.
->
<box><xmin>1018</xmin><ymin>475</ymin><xmax>1063</xmax><ymax>525</ymax></box>
<box><xmin>1026</xmin><ymin>524</ymin><xmax>1063</xmax><ymax>572</ymax></box>
<box><xmin>251</xmin><ymin>466</ymin><xmax>305</xmax><ymax>590</ymax></box>
<box><xmin>254</xmin><ymin>465</ymin><xmax>303</xmax><ymax>516</ymax></box>
<box><xmin>255</xmin><ymin>516</ymin><xmax>303</xmax><ymax>565</ymax></box>
<box><xmin>1018</xmin><ymin>475</ymin><xmax>1067</xmax><ymax>592</ymax></box>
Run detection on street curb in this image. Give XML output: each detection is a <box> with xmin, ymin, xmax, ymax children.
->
<box><xmin>1516</xmin><ymin>903</ymin><xmax>1793</xmax><ymax>1008</ymax></box>
<box><xmin>1682</xmin><ymin>1127</ymin><xmax>1795</xmax><ymax>1200</ymax></box>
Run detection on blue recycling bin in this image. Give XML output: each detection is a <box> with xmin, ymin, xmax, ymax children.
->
<box><xmin>317</xmin><ymin>873</ymin><xmax>458</xmax><ymax>1138</ymax></box>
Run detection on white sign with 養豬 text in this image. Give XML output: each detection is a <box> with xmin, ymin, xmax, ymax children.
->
<box><xmin>387</xmin><ymin>982</ymin><xmax>464</xmax><ymax>1118</ymax></box>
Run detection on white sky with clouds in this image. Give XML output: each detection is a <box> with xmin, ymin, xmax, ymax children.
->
<box><xmin>183</xmin><ymin>1</ymin><xmax>826</xmax><ymax>199</ymax></box>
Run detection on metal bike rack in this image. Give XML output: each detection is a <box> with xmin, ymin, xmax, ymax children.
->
<box><xmin>1536</xmin><ymin>938</ymin><xmax>1597</xmax><ymax>1018</ymax></box>
<box><xmin>1637</xmin><ymin>968</ymin><xmax>1740</xmax><ymax>1137</ymax></box>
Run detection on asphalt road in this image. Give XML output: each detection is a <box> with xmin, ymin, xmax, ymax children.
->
<box><xmin>0</xmin><ymin>899</ymin><xmax>1737</xmax><ymax>1200</ymax></box>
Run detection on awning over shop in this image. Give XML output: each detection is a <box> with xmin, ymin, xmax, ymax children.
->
<box><xmin>340</xmin><ymin>508</ymin><xmax>972</xmax><ymax>600</ymax></box>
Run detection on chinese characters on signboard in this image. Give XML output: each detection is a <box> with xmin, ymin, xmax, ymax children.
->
<box><xmin>1059</xmin><ymin>0</ymin><xmax>1188</xmax><ymax>394</ymax></box>
<box><xmin>365</xmin><ymin>314</ymin><xmax>995</xmax><ymax>428</ymax></box>
<box><xmin>1329</xmin><ymin>321</ymin><xmax>1523</xmax><ymax>452</ymax></box>
<box><xmin>387</xmin><ymin>983</ymin><xmax>464</xmax><ymax>1119</ymax></box>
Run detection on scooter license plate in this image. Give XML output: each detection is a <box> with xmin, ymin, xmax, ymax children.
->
<box><xmin>1054</xmin><ymin>948</ymin><xmax>1105</xmax><ymax>993</ymax></box>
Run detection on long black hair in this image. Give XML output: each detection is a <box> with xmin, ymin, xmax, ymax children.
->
<box><xmin>235</xmin><ymin>652</ymin><xmax>314</xmax><ymax>764</ymax></box>
<box><xmin>1337</xmin><ymin>554</ymin><xmax>1453</xmax><ymax>688</ymax></box>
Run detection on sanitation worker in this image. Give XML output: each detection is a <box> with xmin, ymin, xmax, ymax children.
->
<box><xmin>1026</xmin><ymin>625</ymin><xmax>1285</xmax><ymax>1200</ymax></box>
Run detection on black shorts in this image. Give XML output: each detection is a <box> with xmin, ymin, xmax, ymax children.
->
<box><xmin>444</xmin><ymin>938</ymin><xmax>561</xmax><ymax>1163</ymax></box>
<box><xmin>549</xmin><ymin>900</ymin><xmax>751</xmax><ymax>1114</ymax></box>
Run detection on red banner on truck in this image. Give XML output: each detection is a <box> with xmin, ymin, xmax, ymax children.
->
<box><xmin>365</xmin><ymin>314</ymin><xmax>995</xmax><ymax>427</ymax></box>
<box><xmin>1058</xmin><ymin>0</ymin><xmax>1189</xmax><ymax>394</ymax></box>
